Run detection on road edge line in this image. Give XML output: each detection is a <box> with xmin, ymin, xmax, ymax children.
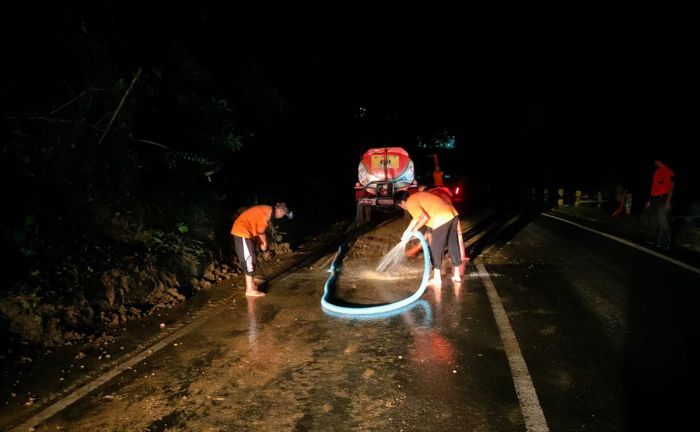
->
<box><xmin>11</xmin><ymin>316</ymin><xmax>210</xmax><ymax>432</ymax></box>
<box><xmin>541</xmin><ymin>212</ymin><xmax>700</xmax><ymax>276</ymax></box>
<box><xmin>476</xmin><ymin>260</ymin><xmax>550</xmax><ymax>432</ymax></box>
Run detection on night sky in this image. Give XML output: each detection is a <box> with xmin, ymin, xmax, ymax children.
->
<box><xmin>3</xmin><ymin>1</ymin><xmax>696</xmax><ymax>210</ymax></box>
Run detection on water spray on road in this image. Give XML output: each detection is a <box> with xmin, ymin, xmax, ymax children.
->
<box><xmin>321</xmin><ymin>232</ymin><xmax>431</xmax><ymax>316</ymax></box>
<box><xmin>376</xmin><ymin>238</ymin><xmax>409</xmax><ymax>272</ymax></box>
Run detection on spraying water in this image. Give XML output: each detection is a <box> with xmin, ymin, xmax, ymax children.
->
<box><xmin>322</xmin><ymin>231</ymin><xmax>431</xmax><ymax>316</ymax></box>
<box><xmin>376</xmin><ymin>239</ymin><xmax>409</xmax><ymax>272</ymax></box>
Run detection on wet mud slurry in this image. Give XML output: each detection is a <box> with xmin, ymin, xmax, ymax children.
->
<box><xmin>16</xmin><ymin>208</ymin><xmax>700</xmax><ymax>431</ymax></box>
<box><xmin>17</xmin><ymin>215</ymin><xmax>524</xmax><ymax>431</ymax></box>
<box><xmin>332</xmin><ymin>258</ymin><xmax>424</xmax><ymax>306</ymax></box>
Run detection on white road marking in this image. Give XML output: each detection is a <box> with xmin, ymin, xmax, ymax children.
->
<box><xmin>463</xmin><ymin>213</ymin><xmax>522</xmax><ymax>252</ymax></box>
<box><xmin>11</xmin><ymin>316</ymin><xmax>211</xmax><ymax>432</ymax></box>
<box><xmin>476</xmin><ymin>260</ymin><xmax>550</xmax><ymax>432</ymax></box>
<box><xmin>461</xmin><ymin>219</ymin><xmax>499</xmax><ymax>243</ymax></box>
<box><xmin>542</xmin><ymin>212</ymin><xmax>700</xmax><ymax>276</ymax></box>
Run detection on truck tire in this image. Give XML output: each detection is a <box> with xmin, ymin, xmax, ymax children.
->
<box><xmin>355</xmin><ymin>203</ymin><xmax>372</xmax><ymax>224</ymax></box>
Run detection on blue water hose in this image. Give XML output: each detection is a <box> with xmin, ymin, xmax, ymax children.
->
<box><xmin>321</xmin><ymin>231</ymin><xmax>432</xmax><ymax>316</ymax></box>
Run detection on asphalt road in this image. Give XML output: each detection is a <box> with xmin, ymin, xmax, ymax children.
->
<box><xmin>4</xmin><ymin>209</ymin><xmax>699</xmax><ymax>431</ymax></box>
<box><xmin>474</xmin><ymin>211</ymin><xmax>700</xmax><ymax>431</ymax></box>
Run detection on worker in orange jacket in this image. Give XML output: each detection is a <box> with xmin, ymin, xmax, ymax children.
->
<box><xmin>231</xmin><ymin>202</ymin><xmax>293</xmax><ymax>297</ymax></box>
<box><xmin>395</xmin><ymin>190</ymin><xmax>461</xmax><ymax>287</ymax></box>
<box><xmin>433</xmin><ymin>165</ymin><xmax>445</xmax><ymax>187</ymax></box>
<box><xmin>406</xmin><ymin>186</ymin><xmax>469</xmax><ymax>276</ymax></box>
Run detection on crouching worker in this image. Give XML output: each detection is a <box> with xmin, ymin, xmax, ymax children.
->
<box><xmin>231</xmin><ymin>202</ymin><xmax>293</xmax><ymax>297</ymax></box>
<box><xmin>395</xmin><ymin>190</ymin><xmax>461</xmax><ymax>287</ymax></box>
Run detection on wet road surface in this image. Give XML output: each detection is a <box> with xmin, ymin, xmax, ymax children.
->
<box><xmin>23</xmin><ymin>215</ymin><xmax>522</xmax><ymax>431</ymax></box>
<box><xmin>4</xmin><ymin>210</ymin><xmax>699</xmax><ymax>431</ymax></box>
<box><xmin>476</xmin><ymin>211</ymin><xmax>700</xmax><ymax>431</ymax></box>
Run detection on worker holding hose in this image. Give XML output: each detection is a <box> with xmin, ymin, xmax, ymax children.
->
<box><xmin>231</xmin><ymin>202</ymin><xmax>293</xmax><ymax>297</ymax></box>
<box><xmin>406</xmin><ymin>186</ymin><xmax>469</xmax><ymax>270</ymax></box>
<box><xmin>394</xmin><ymin>190</ymin><xmax>461</xmax><ymax>287</ymax></box>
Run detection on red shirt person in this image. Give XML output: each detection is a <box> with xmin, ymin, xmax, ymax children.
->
<box><xmin>650</xmin><ymin>160</ymin><xmax>674</xmax><ymax>201</ymax></box>
<box><xmin>647</xmin><ymin>160</ymin><xmax>674</xmax><ymax>249</ymax></box>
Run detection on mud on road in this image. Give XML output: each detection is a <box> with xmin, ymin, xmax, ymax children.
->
<box><xmin>8</xmin><ymin>213</ymin><xmax>520</xmax><ymax>432</ymax></box>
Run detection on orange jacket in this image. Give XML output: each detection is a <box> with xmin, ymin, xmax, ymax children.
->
<box><xmin>406</xmin><ymin>191</ymin><xmax>458</xmax><ymax>229</ymax></box>
<box><xmin>231</xmin><ymin>205</ymin><xmax>272</xmax><ymax>238</ymax></box>
<box><xmin>433</xmin><ymin>169</ymin><xmax>444</xmax><ymax>186</ymax></box>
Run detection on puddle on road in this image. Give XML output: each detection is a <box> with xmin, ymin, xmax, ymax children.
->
<box><xmin>332</xmin><ymin>257</ymin><xmax>425</xmax><ymax>305</ymax></box>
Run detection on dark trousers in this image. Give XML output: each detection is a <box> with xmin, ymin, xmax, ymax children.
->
<box><xmin>233</xmin><ymin>236</ymin><xmax>256</xmax><ymax>275</ymax></box>
<box><xmin>429</xmin><ymin>217</ymin><xmax>462</xmax><ymax>271</ymax></box>
<box><xmin>650</xmin><ymin>195</ymin><xmax>671</xmax><ymax>246</ymax></box>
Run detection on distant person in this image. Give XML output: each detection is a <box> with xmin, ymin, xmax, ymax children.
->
<box><xmin>395</xmin><ymin>190</ymin><xmax>461</xmax><ymax>286</ymax></box>
<box><xmin>433</xmin><ymin>165</ymin><xmax>445</xmax><ymax>187</ymax></box>
<box><xmin>611</xmin><ymin>183</ymin><xmax>628</xmax><ymax>217</ymax></box>
<box><xmin>231</xmin><ymin>202</ymin><xmax>293</xmax><ymax>296</ymax></box>
<box><xmin>646</xmin><ymin>159</ymin><xmax>674</xmax><ymax>250</ymax></box>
